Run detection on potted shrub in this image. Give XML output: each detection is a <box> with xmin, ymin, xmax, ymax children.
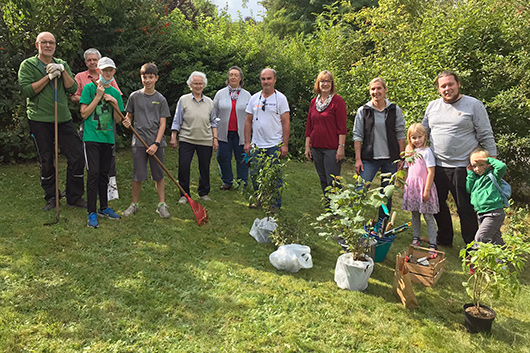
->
<box><xmin>314</xmin><ymin>174</ymin><xmax>393</xmax><ymax>291</ymax></box>
<box><xmin>247</xmin><ymin>147</ymin><xmax>287</xmax><ymax>243</ymax></box>
<box><xmin>460</xmin><ymin>207</ymin><xmax>530</xmax><ymax>333</ymax></box>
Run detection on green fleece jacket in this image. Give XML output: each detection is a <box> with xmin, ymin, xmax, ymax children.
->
<box><xmin>466</xmin><ymin>157</ymin><xmax>507</xmax><ymax>214</ymax></box>
<box><xmin>18</xmin><ymin>55</ymin><xmax>78</xmax><ymax>123</ymax></box>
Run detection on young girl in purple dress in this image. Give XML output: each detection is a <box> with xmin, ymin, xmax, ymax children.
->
<box><xmin>402</xmin><ymin>123</ymin><xmax>439</xmax><ymax>251</ymax></box>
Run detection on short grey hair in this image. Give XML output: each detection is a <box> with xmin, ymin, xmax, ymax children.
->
<box><xmin>187</xmin><ymin>71</ymin><xmax>207</xmax><ymax>87</ymax></box>
<box><xmin>84</xmin><ymin>48</ymin><xmax>102</xmax><ymax>60</ymax></box>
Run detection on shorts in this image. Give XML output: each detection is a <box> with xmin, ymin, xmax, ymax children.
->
<box><xmin>132</xmin><ymin>146</ymin><xmax>165</xmax><ymax>182</ymax></box>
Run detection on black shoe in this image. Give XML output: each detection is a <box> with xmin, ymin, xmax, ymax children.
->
<box><xmin>220</xmin><ymin>184</ymin><xmax>232</xmax><ymax>190</ymax></box>
<box><xmin>43</xmin><ymin>197</ymin><xmax>57</xmax><ymax>211</ymax></box>
<box><xmin>437</xmin><ymin>242</ymin><xmax>453</xmax><ymax>248</ymax></box>
<box><xmin>67</xmin><ymin>198</ymin><xmax>87</xmax><ymax>209</ymax></box>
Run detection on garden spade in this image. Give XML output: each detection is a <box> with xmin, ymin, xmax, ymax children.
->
<box><xmin>44</xmin><ymin>78</ymin><xmax>60</xmax><ymax>226</ymax></box>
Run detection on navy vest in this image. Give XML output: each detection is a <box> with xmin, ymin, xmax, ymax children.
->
<box><xmin>360</xmin><ymin>104</ymin><xmax>400</xmax><ymax>161</ymax></box>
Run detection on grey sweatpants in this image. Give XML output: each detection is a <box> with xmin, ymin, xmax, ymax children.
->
<box><xmin>475</xmin><ymin>208</ymin><xmax>505</xmax><ymax>245</ymax></box>
<box><xmin>411</xmin><ymin>211</ymin><xmax>437</xmax><ymax>248</ymax></box>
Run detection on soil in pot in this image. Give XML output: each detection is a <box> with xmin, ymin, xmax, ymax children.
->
<box><xmin>463</xmin><ymin>303</ymin><xmax>496</xmax><ymax>334</ymax></box>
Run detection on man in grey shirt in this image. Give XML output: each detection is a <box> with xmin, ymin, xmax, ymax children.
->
<box><xmin>422</xmin><ymin>71</ymin><xmax>497</xmax><ymax>247</ymax></box>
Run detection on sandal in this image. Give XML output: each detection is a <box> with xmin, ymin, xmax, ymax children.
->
<box><xmin>411</xmin><ymin>238</ymin><xmax>421</xmax><ymax>247</ymax></box>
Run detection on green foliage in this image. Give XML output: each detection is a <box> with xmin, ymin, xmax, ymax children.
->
<box><xmin>247</xmin><ymin>147</ymin><xmax>286</xmax><ymax>219</ymax></box>
<box><xmin>460</xmin><ymin>207</ymin><xmax>530</xmax><ymax>310</ymax></box>
<box><xmin>315</xmin><ymin>175</ymin><xmax>385</xmax><ymax>260</ymax></box>
<box><xmin>0</xmin><ymin>9</ymin><xmax>35</xmax><ymax>162</ymax></box>
<box><xmin>262</xmin><ymin>0</ymin><xmax>376</xmax><ymax>37</ymax></box>
<box><xmin>269</xmin><ymin>213</ymin><xmax>313</xmax><ymax>247</ymax></box>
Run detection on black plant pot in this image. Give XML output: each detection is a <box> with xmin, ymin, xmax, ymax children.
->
<box><xmin>463</xmin><ymin>303</ymin><xmax>496</xmax><ymax>334</ymax></box>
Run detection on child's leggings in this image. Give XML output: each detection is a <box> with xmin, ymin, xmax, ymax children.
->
<box><xmin>411</xmin><ymin>211</ymin><xmax>437</xmax><ymax>248</ymax></box>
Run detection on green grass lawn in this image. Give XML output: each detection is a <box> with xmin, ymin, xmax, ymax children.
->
<box><xmin>1</xmin><ymin>150</ymin><xmax>529</xmax><ymax>352</ymax></box>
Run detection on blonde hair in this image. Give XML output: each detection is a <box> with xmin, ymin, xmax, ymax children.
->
<box><xmin>369</xmin><ymin>77</ymin><xmax>387</xmax><ymax>90</ymax></box>
<box><xmin>470</xmin><ymin>147</ymin><xmax>491</xmax><ymax>159</ymax></box>
<box><xmin>314</xmin><ymin>70</ymin><xmax>337</xmax><ymax>95</ymax></box>
<box><xmin>406</xmin><ymin>123</ymin><xmax>428</xmax><ymax>151</ymax></box>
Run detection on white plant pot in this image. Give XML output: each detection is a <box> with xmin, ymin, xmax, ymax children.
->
<box><xmin>334</xmin><ymin>253</ymin><xmax>374</xmax><ymax>291</ymax></box>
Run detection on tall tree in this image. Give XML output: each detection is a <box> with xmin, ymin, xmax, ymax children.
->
<box><xmin>262</xmin><ymin>0</ymin><xmax>376</xmax><ymax>37</ymax></box>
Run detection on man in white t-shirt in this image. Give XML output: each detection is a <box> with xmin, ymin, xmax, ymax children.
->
<box><xmin>244</xmin><ymin>68</ymin><xmax>290</xmax><ymax>208</ymax></box>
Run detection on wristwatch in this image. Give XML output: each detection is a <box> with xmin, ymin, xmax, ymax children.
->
<box><xmin>338</xmin><ymin>144</ymin><xmax>345</xmax><ymax>147</ymax></box>
<box><xmin>154</xmin><ymin>142</ymin><xmax>160</xmax><ymax>147</ymax></box>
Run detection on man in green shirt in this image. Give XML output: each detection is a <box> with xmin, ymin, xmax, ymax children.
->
<box><xmin>18</xmin><ymin>31</ymin><xmax>86</xmax><ymax>211</ymax></box>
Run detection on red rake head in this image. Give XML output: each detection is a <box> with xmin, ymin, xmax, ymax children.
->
<box><xmin>186</xmin><ymin>195</ymin><xmax>208</xmax><ymax>226</ymax></box>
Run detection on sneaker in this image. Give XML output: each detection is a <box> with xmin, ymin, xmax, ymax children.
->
<box><xmin>68</xmin><ymin>198</ymin><xmax>87</xmax><ymax>209</ymax></box>
<box><xmin>200</xmin><ymin>195</ymin><xmax>211</xmax><ymax>201</ymax></box>
<box><xmin>107</xmin><ymin>176</ymin><xmax>119</xmax><ymax>201</ymax></box>
<box><xmin>178</xmin><ymin>196</ymin><xmax>188</xmax><ymax>204</ymax></box>
<box><xmin>43</xmin><ymin>197</ymin><xmax>57</xmax><ymax>211</ymax></box>
<box><xmin>220</xmin><ymin>184</ymin><xmax>232</xmax><ymax>190</ymax></box>
<box><xmin>87</xmin><ymin>212</ymin><xmax>99</xmax><ymax>228</ymax></box>
<box><xmin>98</xmin><ymin>207</ymin><xmax>121</xmax><ymax>219</ymax></box>
<box><xmin>157</xmin><ymin>203</ymin><xmax>170</xmax><ymax>218</ymax></box>
<box><xmin>123</xmin><ymin>203</ymin><xmax>139</xmax><ymax>217</ymax></box>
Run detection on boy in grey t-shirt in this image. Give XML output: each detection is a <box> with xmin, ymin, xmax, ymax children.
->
<box><xmin>122</xmin><ymin>63</ymin><xmax>171</xmax><ymax>218</ymax></box>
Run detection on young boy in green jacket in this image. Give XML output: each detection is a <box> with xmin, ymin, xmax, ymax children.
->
<box><xmin>80</xmin><ymin>57</ymin><xmax>123</xmax><ymax>228</ymax></box>
<box><xmin>466</xmin><ymin>147</ymin><xmax>507</xmax><ymax>245</ymax></box>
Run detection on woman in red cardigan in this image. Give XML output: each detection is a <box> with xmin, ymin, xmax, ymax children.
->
<box><xmin>304</xmin><ymin>70</ymin><xmax>348</xmax><ymax>196</ymax></box>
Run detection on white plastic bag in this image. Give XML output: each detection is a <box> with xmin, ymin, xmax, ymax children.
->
<box><xmin>249</xmin><ymin>217</ymin><xmax>277</xmax><ymax>243</ymax></box>
<box><xmin>269</xmin><ymin>244</ymin><xmax>313</xmax><ymax>272</ymax></box>
<box><xmin>334</xmin><ymin>253</ymin><xmax>374</xmax><ymax>291</ymax></box>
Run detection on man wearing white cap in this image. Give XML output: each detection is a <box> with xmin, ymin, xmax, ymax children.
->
<box><xmin>79</xmin><ymin>57</ymin><xmax>124</xmax><ymax>228</ymax></box>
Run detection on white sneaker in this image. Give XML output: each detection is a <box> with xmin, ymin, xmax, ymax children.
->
<box><xmin>107</xmin><ymin>176</ymin><xmax>119</xmax><ymax>201</ymax></box>
<box><xmin>123</xmin><ymin>203</ymin><xmax>138</xmax><ymax>217</ymax></box>
<box><xmin>178</xmin><ymin>196</ymin><xmax>188</xmax><ymax>204</ymax></box>
<box><xmin>200</xmin><ymin>195</ymin><xmax>211</xmax><ymax>201</ymax></box>
<box><xmin>157</xmin><ymin>203</ymin><xmax>170</xmax><ymax>218</ymax></box>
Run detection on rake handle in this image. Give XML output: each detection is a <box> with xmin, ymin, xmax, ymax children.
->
<box><xmin>122</xmin><ymin>111</ymin><xmax>185</xmax><ymax>195</ymax></box>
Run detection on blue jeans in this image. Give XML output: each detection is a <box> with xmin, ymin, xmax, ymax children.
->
<box><xmin>250</xmin><ymin>145</ymin><xmax>282</xmax><ymax>208</ymax></box>
<box><xmin>359</xmin><ymin>159</ymin><xmax>397</xmax><ymax>220</ymax></box>
<box><xmin>216</xmin><ymin>131</ymin><xmax>249</xmax><ymax>186</ymax></box>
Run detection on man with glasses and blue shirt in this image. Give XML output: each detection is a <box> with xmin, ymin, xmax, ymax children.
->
<box><xmin>244</xmin><ymin>68</ymin><xmax>290</xmax><ymax>209</ymax></box>
<box><xmin>18</xmin><ymin>32</ymin><xmax>86</xmax><ymax>211</ymax></box>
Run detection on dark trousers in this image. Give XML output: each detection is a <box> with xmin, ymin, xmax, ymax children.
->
<box><xmin>311</xmin><ymin>147</ymin><xmax>342</xmax><ymax>195</ymax></box>
<box><xmin>29</xmin><ymin>120</ymin><xmax>84</xmax><ymax>203</ymax></box>
<box><xmin>217</xmin><ymin>131</ymin><xmax>249</xmax><ymax>186</ymax></box>
<box><xmin>84</xmin><ymin>141</ymin><xmax>113</xmax><ymax>213</ymax></box>
<box><xmin>178</xmin><ymin>141</ymin><xmax>212</xmax><ymax>197</ymax></box>
<box><xmin>434</xmin><ymin>166</ymin><xmax>478</xmax><ymax>245</ymax></box>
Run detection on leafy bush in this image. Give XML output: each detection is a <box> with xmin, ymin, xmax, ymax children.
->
<box><xmin>247</xmin><ymin>147</ymin><xmax>287</xmax><ymax>219</ymax></box>
<box><xmin>460</xmin><ymin>207</ymin><xmax>530</xmax><ymax>310</ymax></box>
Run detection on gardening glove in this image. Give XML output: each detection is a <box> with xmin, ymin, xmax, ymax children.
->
<box><xmin>46</xmin><ymin>63</ymin><xmax>65</xmax><ymax>73</ymax></box>
<box><xmin>48</xmin><ymin>69</ymin><xmax>62</xmax><ymax>80</ymax></box>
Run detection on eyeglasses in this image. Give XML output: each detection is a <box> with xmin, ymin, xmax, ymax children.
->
<box><xmin>38</xmin><ymin>40</ymin><xmax>56</xmax><ymax>46</ymax></box>
<box><xmin>191</xmin><ymin>82</ymin><xmax>204</xmax><ymax>86</ymax></box>
<box><xmin>261</xmin><ymin>98</ymin><xmax>267</xmax><ymax>111</ymax></box>
<box><xmin>320</xmin><ymin>80</ymin><xmax>332</xmax><ymax>84</ymax></box>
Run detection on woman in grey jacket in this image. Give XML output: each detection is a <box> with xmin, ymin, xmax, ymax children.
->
<box><xmin>212</xmin><ymin>66</ymin><xmax>251</xmax><ymax>189</ymax></box>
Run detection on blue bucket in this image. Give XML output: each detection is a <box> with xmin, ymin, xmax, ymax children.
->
<box><xmin>373</xmin><ymin>235</ymin><xmax>396</xmax><ymax>262</ymax></box>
